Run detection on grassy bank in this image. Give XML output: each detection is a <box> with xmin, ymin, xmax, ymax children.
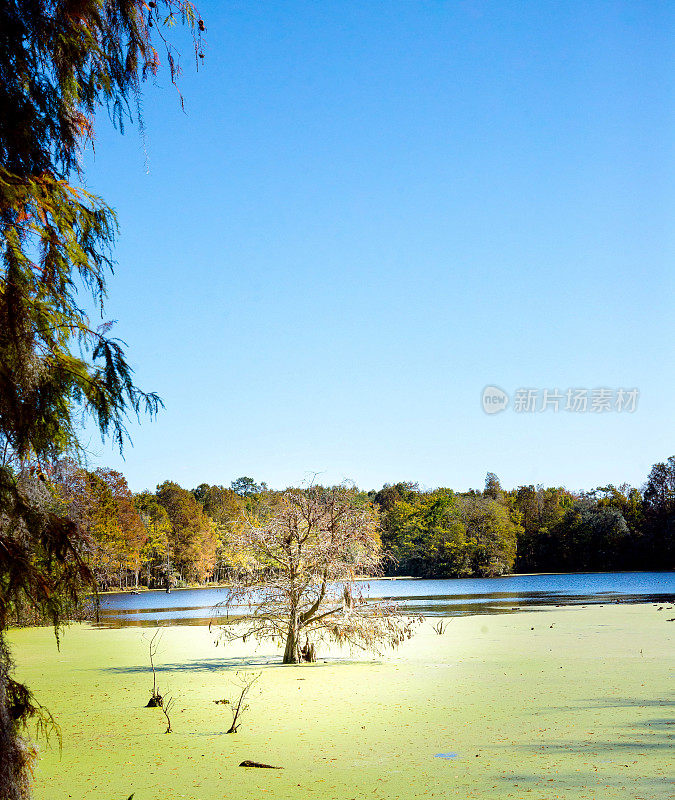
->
<box><xmin>9</xmin><ymin>604</ymin><xmax>674</xmax><ymax>800</ymax></box>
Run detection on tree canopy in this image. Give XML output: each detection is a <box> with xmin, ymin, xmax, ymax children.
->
<box><xmin>217</xmin><ymin>485</ymin><xmax>417</xmax><ymax>664</ymax></box>
<box><xmin>0</xmin><ymin>0</ymin><xmax>206</xmax><ymax>462</ymax></box>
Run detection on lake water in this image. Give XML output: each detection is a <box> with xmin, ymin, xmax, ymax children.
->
<box><xmin>96</xmin><ymin>571</ymin><xmax>675</xmax><ymax>627</ymax></box>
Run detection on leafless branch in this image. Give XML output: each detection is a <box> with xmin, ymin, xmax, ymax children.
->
<box><xmin>143</xmin><ymin>629</ymin><xmax>163</xmax><ymax>706</ymax></box>
<box><xmin>226</xmin><ymin>671</ymin><xmax>261</xmax><ymax>734</ymax></box>
<box><xmin>161</xmin><ymin>694</ymin><xmax>174</xmax><ymax>734</ymax></box>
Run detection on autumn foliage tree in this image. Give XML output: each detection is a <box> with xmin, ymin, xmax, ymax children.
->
<box><xmin>195</xmin><ymin>484</ymin><xmax>249</xmax><ymax>579</ymax></box>
<box><xmin>217</xmin><ymin>485</ymin><xmax>418</xmax><ymax>664</ymax></box>
<box><xmin>134</xmin><ymin>491</ymin><xmax>172</xmax><ymax>588</ymax></box>
<box><xmin>82</xmin><ymin>469</ymin><xmax>146</xmax><ymax>589</ymax></box>
<box><xmin>156</xmin><ymin>481</ymin><xmax>218</xmax><ymax>585</ymax></box>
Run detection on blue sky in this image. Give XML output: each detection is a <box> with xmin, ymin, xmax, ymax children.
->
<box><xmin>82</xmin><ymin>0</ymin><xmax>674</xmax><ymax>493</ymax></box>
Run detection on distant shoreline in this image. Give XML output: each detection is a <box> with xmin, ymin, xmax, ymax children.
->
<box><xmin>97</xmin><ymin>568</ymin><xmax>674</xmax><ymax>596</ymax></box>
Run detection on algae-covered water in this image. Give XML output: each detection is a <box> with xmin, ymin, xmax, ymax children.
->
<box><xmin>9</xmin><ymin>603</ymin><xmax>674</xmax><ymax>800</ymax></box>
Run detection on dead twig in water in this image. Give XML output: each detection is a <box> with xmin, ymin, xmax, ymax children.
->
<box><xmin>161</xmin><ymin>695</ymin><xmax>174</xmax><ymax>733</ymax></box>
<box><xmin>143</xmin><ymin>629</ymin><xmax>163</xmax><ymax>707</ymax></box>
<box><xmin>227</xmin><ymin>671</ymin><xmax>261</xmax><ymax>734</ymax></box>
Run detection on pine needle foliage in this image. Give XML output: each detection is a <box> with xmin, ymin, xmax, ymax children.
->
<box><xmin>0</xmin><ymin>3</ymin><xmax>204</xmax><ymax>797</ymax></box>
<box><xmin>1</xmin><ymin>0</ymin><xmax>206</xmax><ymax>459</ymax></box>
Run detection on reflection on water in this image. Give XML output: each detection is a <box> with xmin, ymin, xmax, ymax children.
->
<box><xmin>95</xmin><ymin>571</ymin><xmax>675</xmax><ymax>628</ymax></box>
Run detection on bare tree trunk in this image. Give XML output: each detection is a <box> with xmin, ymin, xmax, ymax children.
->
<box><xmin>282</xmin><ymin>611</ymin><xmax>300</xmax><ymax>664</ymax></box>
<box><xmin>300</xmin><ymin>638</ymin><xmax>316</xmax><ymax>662</ymax></box>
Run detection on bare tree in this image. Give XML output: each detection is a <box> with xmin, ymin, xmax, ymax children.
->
<box><xmin>160</xmin><ymin>695</ymin><xmax>174</xmax><ymax>734</ymax></box>
<box><xmin>215</xmin><ymin>484</ymin><xmax>419</xmax><ymax>664</ymax></box>
<box><xmin>225</xmin><ymin>671</ymin><xmax>260</xmax><ymax>733</ymax></box>
<box><xmin>144</xmin><ymin>630</ymin><xmax>163</xmax><ymax>707</ymax></box>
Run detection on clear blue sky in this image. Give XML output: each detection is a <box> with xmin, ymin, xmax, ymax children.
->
<box><xmin>82</xmin><ymin>0</ymin><xmax>674</xmax><ymax>494</ymax></box>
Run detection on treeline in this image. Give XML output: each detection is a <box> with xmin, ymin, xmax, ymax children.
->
<box><xmin>48</xmin><ymin>463</ymin><xmax>267</xmax><ymax>590</ymax></box>
<box><xmin>39</xmin><ymin>457</ymin><xmax>675</xmax><ymax>590</ymax></box>
<box><xmin>375</xmin><ymin>463</ymin><xmax>673</xmax><ymax>577</ymax></box>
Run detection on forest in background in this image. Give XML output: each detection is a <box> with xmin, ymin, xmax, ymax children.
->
<box><xmin>11</xmin><ymin>456</ymin><xmax>672</xmax><ymax>601</ymax></box>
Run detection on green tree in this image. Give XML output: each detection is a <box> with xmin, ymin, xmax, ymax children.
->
<box><xmin>373</xmin><ymin>481</ymin><xmax>419</xmax><ymax>512</ymax></box>
<box><xmin>134</xmin><ymin>492</ymin><xmax>172</xmax><ymax>588</ymax></box>
<box><xmin>592</xmin><ymin>484</ymin><xmax>645</xmax><ymax>540</ymax></box>
<box><xmin>380</xmin><ymin>496</ymin><xmax>426</xmax><ymax>575</ymax></box>
<box><xmin>642</xmin><ymin>456</ymin><xmax>675</xmax><ymax>566</ymax></box>
<box><xmin>380</xmin><ymin>489</ymin><xmax>469</xmax><ymax>578</ymax></box>
<box><xmin>459</xmin><ymin>496</ymin><xmax>520</xmax><ymax>577</ymax></box>
<box><xmin>196</xmin><ymin>484</ymin><xmax>246</xmax><ymax>580</ymax></box>
<box><xmin>417</xmin><ymin>491</ymin><xmax>470</xmax><ymax>577</ymax></box>
<box><xmin>156</xmin><ymin>481</ymin><xmax>218</xmax><ymax>584</ymax></box>
<box><xmin>230</xmin><ymin>476</ymin><xmax>266</xmax><ymax>497</ymax></box>
<box><xmin>484</xmin><ymin>472</ymin><xmax>503</xmax><ymax>501</ymax></box>
<box><xmin>547</xmin><ymin>503</ymin><xmax>632</xmax><ymax>571</ymax></box>
<box><xmin>0</xmin><ymin>2</ymin><xmax>202</xmax><ymax>797</ymax></box>
<box><xmin>511</xmin><ymin>485</ymin><xmax>575</xmax><ymax>572</ymax></box>
<box><xmin>199</xmin><ymin>485</ymin><xmax>243</xmax><ymax>527</ymax></box>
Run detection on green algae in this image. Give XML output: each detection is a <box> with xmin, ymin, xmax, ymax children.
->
<box><xmin>8</xmin><ymin>603</ymin><xmax>674</xmax><ymax>800</ymax></box>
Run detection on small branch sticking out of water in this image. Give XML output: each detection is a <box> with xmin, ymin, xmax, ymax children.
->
<box><xmin>226</xmin><ymin>671</ymin><xmax>261</xmax><ymax>734</ymax></box>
